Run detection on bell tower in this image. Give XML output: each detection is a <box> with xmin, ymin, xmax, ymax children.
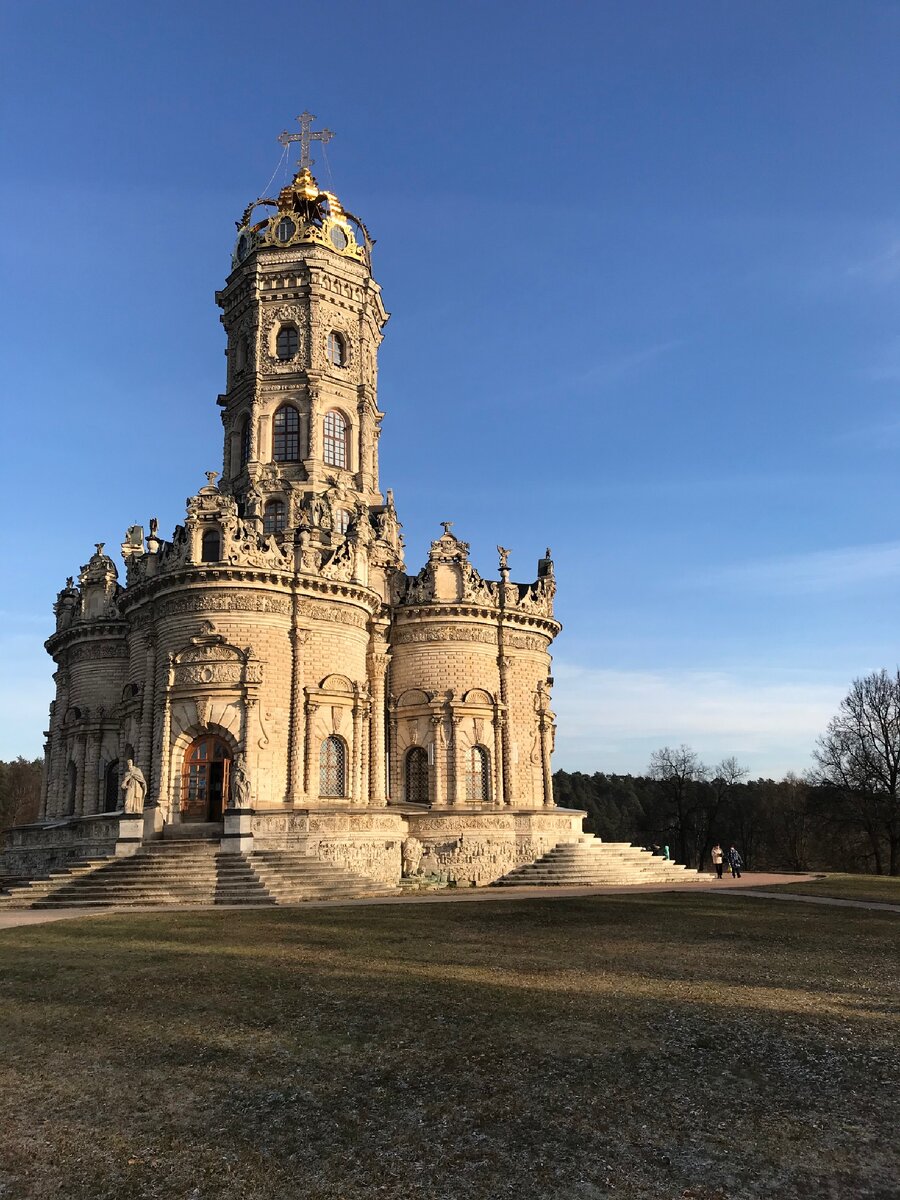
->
<box><xmin>215</xmin><ymin>123</ymin><xmax>390</xmax><ymax>542</ymax></box>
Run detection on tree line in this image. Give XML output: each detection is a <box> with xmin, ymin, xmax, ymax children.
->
<box><xmin>0</xmin><ymin>758</ymin><xmax>42</xmax><ymax>835</ymax></box>
<box><xmin>554</xmin><ymin>668</ymin><xmax>900</xmax><ymax>876</ymax></box>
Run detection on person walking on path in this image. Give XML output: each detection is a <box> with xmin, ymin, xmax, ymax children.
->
<box><xmin>728</xmin><ymin>845</ymin><xmax>743</xmax><ymax>878</ymax></box>
<box><xmin>711</xmin><ymin>844</ymin><xmax>725</xmax><ymax>879</ymax></box>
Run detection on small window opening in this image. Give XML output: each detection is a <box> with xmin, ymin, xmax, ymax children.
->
<box><xmin>263</xmin><ymin>499</ymin><xmax>287</xmax><ymax>534</ymax></box>
<box><xmin>276</xmin><ymin>325</ymin><xmax>299</xmax><ymax>361</ymax></box>
<box><xmin>327</xmin><ymin>331</ymin><xmax>346</xmax><ymax>367</ymax></box>
<box><xmin>201</xmin><ymin>529</ymin><xmax>221</xmax><ymax>562</ymax></box>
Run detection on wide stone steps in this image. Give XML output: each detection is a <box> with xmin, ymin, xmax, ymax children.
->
<box><xmin>248</xmin><ymin>851</ymin><xmax>389</xmax><ymax>903</ymax></box>
<box><xmin>4</xmin><ymin>842</ymin><xmax>392</xmax><ymax>908</ymax></box>
<box><xmin>493</xmin><ymin>836</ymin><xmax>701</xmax><ymax>887</ymax></box>
<box><xmin>0</xmin><ymin>858</ymin><xmax>112</xmax><ymax>907</ymax></box>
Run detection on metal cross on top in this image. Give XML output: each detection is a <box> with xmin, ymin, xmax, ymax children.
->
<box><xmin>278</xmin><ymin>111</ymin><xmax>334</xmax><ymax>171</ymax></box>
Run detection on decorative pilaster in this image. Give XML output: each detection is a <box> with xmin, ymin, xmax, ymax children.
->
<box><xmin>492</xmin><ymin>710</ymin><xmax>506</xmax><ymax>807</ymax></box>
<box><xmin>157</xmin><ymin>655</ymin><xmax>174</xmax><ymax>820</ymax></box>
<box><xmin>450</xmin><ymin>712</ymin><xmax>464</xmax><ymax>806</ymax></box>
<box><xmin>303</xmin><ymin>698</ymin><xmax>319</xmax><ymax>798</ymax></box>
<box><xmin>351</xmin><ymin>693</ymin><xmax>363</xmax><ymax>803</ymax></box>
<box><xmin>83</xmin><ymin>729</ymin><xmax>101</xmax><ymax>816</ymax></box>
<box><xmin>74</xmin><ymin>732</ymin><xmax>87</xmax><ymax>815</ymax></box>
<box><xmin>498</xmin><ymin>652</ymin><xmax>514</xmax><ymax>805</ymax></box>
<box><xmin>39</xmin><ymin>740</ymin><xmax>50</xmax><ymax>819</ymax></box>
<box><xmin>138</xmin><ymin>634</ymin><xmax>157</xmax><ymax>792</ymax></box>
<box><xmin>430</xmin><ymin>713</ymin><xmax>445</xmax><ymax>806</ymax></box>
<box><xmin>368</xmin><ymin>650</ymin><xmax>390</xmax><ymax>806</ymax></box>
<box><xmin>287</xmin><ymin>624</ymin><xmax>309</xmax><ymax>804</ymax></box>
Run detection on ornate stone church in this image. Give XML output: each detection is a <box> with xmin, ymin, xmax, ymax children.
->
<box><xmin>4</xmin><ymin>124</ymin><xmax>583</xmax><ymax>892</ymax></box>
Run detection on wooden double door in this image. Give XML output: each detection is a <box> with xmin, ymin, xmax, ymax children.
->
<box><xmin>181</xmin><ymin>736</ymin><xmax>231</xmax><ymax>822</ymax></box>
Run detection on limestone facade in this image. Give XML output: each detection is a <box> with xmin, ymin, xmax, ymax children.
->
<box><xmin>9</xmin><ymin>156</ymin><xmax>581</xmax><ymax>886</ymax></box>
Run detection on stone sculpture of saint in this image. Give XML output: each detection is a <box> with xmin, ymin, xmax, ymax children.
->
<box><xmin>401</xmin><ymin>836</ymin><xmax>423</xmax><ymax>878</ymax></box>
<box><xmin>121</xmin><ymin>759</ymin><xmax>148</xmax><ymax>814</ymax></box>
<box><xmin>231</xmin><ymin>754</ymin><xmax>251</xmax><ymax>809</ymax></box>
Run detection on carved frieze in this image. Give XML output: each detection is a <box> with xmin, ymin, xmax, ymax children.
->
<box><xmin>156</xmin><ymin>592</ymin><xmax>291</xmax><ymax>618</ymax></box>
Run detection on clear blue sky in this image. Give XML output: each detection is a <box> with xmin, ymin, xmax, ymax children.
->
<box><xmin>2</xmin><ymin>1</ymin><xmax>899</xmax><ymax>778</ymax></box>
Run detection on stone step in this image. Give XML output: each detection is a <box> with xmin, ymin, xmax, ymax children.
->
<box><xmin>493</xmin><ymin>836</ymin><xmax>701</xmax><ymax>888</ymax></box>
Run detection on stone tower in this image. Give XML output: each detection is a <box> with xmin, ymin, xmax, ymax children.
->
<box><xmin>5</xmin><ymin>137</ymin><xmax>583</xmax><ymax>890</ymax></box>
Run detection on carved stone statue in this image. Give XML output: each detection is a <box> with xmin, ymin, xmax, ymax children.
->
<box><xmin>120</xmin><ymin>759</ymin><xmax>148</xmax><ymax>814</ymax></box>
<box><xmin>231</xmin><ymin>754</ymin><xmax>251</xmax><ymax>808</ymax></box>
<box><xmin>401</xmin><ymin>836</ymin><xmax>423</xmax><ymax>878</ymax></box>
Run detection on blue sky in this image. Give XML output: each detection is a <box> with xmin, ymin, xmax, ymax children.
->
<box><xmin>2</xmin><ymin>1</ymin><xmax>899</xmax><ymax>777</ymax></box>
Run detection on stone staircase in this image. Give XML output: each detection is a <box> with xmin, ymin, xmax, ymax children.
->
<box><xmin>0</xmin><ymin>857</ymin><xmax>113</xmax><ymax>908</ymax></box>
<box><xmin>248</xmin><ymin>849</ymin><xmax>390</xmax><ymax>903</ymax></box>
<box><xmin>493</xmin><ymin>836</ymin><xmax>701</xmax><ymax>887</ymax></box>
<box><xmin>0</xmin><ymin>842</ymin><xmax>391</xmax><ymax>909</ymax></box>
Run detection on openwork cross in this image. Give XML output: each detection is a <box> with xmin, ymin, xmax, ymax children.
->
<box><xmin>278</xmin><ymin>111</ymin><xmax>334</xmax><ymax>171</ymax></box>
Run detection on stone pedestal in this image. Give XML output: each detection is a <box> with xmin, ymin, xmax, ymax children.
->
<box><xmin>114</xmin><ymin>812</ymin><xmax>144</xmax><ymax>857</ymax></box>
<box><xmin>143</xmin><ymin>801</ymin><xmax>164</xmax><ymax>842</ymax></box>
<box><xmin>222</xmin><ymin>807</ymin><xmax>254</xmax><ymax>854</ymax></box>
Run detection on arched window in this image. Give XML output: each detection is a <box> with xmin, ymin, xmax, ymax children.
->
<box><xmin>66</xmin><ymin>761</ymin><xmax>77</xmax><ymax>815</ymax></box>
<box><xmin>275</xmin><ymin>216</ymin><xmax>296</xmax><ymax>244</ymax></box>
<box><xmin>263</xmin><ymin>499</ymin><xmax>287</xmax><ymax>534</ymax></box>
<box><xmin>102</xmin><ymin>760</ymin><xmax>119</xmax><ymax>813</ymax></box>
<box><xmin>405</xmin><ymin>747</ymin><xmax>429</xmax><ymax>804</ymax></box>
<box><xmin>323</xmin><ymin>410</ymin><xmax>348</xmax><ymax>469</ymax></box>
<box><xmin>181</xmin><ymin>735</ymin><xmax>232</xmax><ymax>823</ymax></box>
<box><xmin>239</xmin><ymin>415</ymin><xmax>251</xmax><ymax>467</ymax></box>
<box><xmin>327</xmin><ymin>331</ymin><xmax>346</xmax><ymax>367</ymax></box>
<box><xmin>335</xmin><ymin>508</ymin><xmax>352</xmax><ymax>536</ymax></box>
<box><xmin>466</xmin><ymin>746</ymin><xmax>490</xmax><ymax>802</ymax></box>
<box><xmin>201</xmin><ymin>529</ymin><xmax>221</xmax><ymax>562</ymax></box>
<box><xmin>235</xmin><ymin>335</ymin><xmax>249</xmax><ymax>372</ymax></box>
<box><xmin>276</xmin><ymin>325</ymin><xmax>298</xmax><ymax>361</ymax></box>
<box><xmin>319</xmin><ymin>736</ymin><xmax>347</xmax><ymax>798</ymax></box>
<box><xmin>273</xmin><ymin>404</ymin><xmax>300</xmax><ymax>461</ymax></box>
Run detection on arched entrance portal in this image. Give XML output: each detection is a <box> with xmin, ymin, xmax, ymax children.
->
<box><xmin>181</xmin><ymin>735</ymin><xmax>232</xmax><ymax>822</ymax></box>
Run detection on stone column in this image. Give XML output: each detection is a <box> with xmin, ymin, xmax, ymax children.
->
<box><xmin>497</xmin><ymin>651</ymin><xmax>514</xmax><ymax>805</ymax></box>
<box><xmin>492</xmin><ymin>711</ymin><xmax>506</xmax><ymax>807</ymax></box>
<box><xmin>351</xmin><ymin>696</ymin><xmax>363</xmax><ymax>804</ymax></box>
<box><xmin>48</xmin><ymin>675</ymin><xmax>68</xmax><ymax>817</ymax></box>
<box><xmin>82</xmin><ymin>728</ymin><xmax>101</xmax><ymax>816</ymax></box>
<box><xmin>303</xmin><ymin>699</ymin><xmax>319</xmax><ymax>799</ymax></box>
<box><xmin>540</xmin><ymin>709</ymin><xmax>556</xmax><ymax>808</ymax></box>
<box><xmin>368</xmin><ymin>651</ymin><xmax>390</xmax><ymax>806</ymax></box>
<box><xmin>308</xmin><ymin>386</ymin><xmax>322</xmax><ymax>461</ymax></box>
<box><xmin>157</xmin><ymin>658</ymin><xmax>174</xmax><ymax>821</ymax></box>
<box><xmin>138</xmin><ymin>634</ymin><xmax>157</xmax><ymax>793</ymax></box>
<box><xmin>74</xmin><ymin>731</ymin><xmax>87</xmax><ymax>816</ymax></box>
<box><xmin>429</xmin><ymin>713</ymin><xmax>445</xmax><ymax>806</ymax></box>
<box><xmin>287</xmin><ymin>624</ymin><xmax>309</xmax><ymax>804</ymax></box>
<box><xmin>450</xmin><ymin>713</ymin><xmax>464</xmax><ymax>806</ymax></box>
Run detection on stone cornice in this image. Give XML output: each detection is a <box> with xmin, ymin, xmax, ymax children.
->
<box><xmin>45</xmin><ymin>620</ymin><xmax>128</xmax><ymax>657</ymax></box>
<box><xmin>392</xmin><ymin>603</ymin><xmax>561</xmax><ymax>639</ymax></box>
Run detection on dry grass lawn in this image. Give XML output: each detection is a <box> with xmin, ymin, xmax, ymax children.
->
<box><xmin>748</xmin><ymin>872</ymin><xmax>900</xmax><ymax>906</ymax></box>
<box><xmin>0</xmin><ymin>893</ymin><xmax>897</xmax><ymax>1200</ymax></box>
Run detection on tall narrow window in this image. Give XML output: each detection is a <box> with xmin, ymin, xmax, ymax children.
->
<box><xmin>319</xmin><ymin>736</ymin><xmax>347</xmax><ymax>798</ymax></box>
<box><xmin>67</xmin><ymin>761</ymin><xmax>77</xmax><ymax>815</ymax></box>
<box><xmin>263</xmin><ymin>499</ymin><xmax>287</xmax><ymax>534</ymax></box>
<box><xmin>276</xmin><ymin>325</ymin><xmax>298</xmax><ymax>361</ymax></box>
<box><xmin>335</xmin><ymin>508</ymin><xmax>352</xmax><ymax>536</ymax></box>
<box><xmin>466</xmin><ymin>746</ymin><xmax>490</xmax><ymax>802</ymax></box>
<box><xmin>323</xmin><ymin>410</ymin><xmax>348</xmax><ymax>468</ymax></box>
<box><xmin>405</xmin><ymin>747</ymin><xmax>429</xmax><ymax>804</ymax></box>
<box><xmin>239</xmin><ymin>415</ymin><xmax>251</xmax><ymax>467</ymax></box>
<box><xmin>201</xmin><ymin>529</ymin><xmax>221</xmax><ymax>562</ymax></box>
<box><xmin>273</xmin><ymin>404</ymin><xmax>300</xmax><ymax>461</ymax></box>
<box><xmin>327</xmin><ymin>331</ymin><xmax>346</xmax><ymax>367</ymax></box>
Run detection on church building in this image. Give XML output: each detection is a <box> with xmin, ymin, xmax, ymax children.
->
<box><xmin>4</xmin><ymin>122</ymin><xmax>583</xmax><ymax>891</ymax></box>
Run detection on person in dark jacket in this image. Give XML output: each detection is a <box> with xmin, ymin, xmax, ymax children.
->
<box><xmin>727</xmin><ymin>845</ymin><xmax>743</xmax><ymax>878</ymax></box>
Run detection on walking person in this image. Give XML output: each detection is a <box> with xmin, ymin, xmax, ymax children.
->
<box><xmin>711</xmin><ymin>843</ymin><xmax>724</xmax><ymax>879</ymax></box>
<box><xmin>727</xmin><ymin>845</ymin><xmax>743</xmax><ymax>879</ymax></box>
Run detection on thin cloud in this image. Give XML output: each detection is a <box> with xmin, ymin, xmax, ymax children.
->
<box><xmin>700</xmin><ymin>541</ymin><xmax>900</xmax><ymax>595</ymax></box>
<box><xmin>570</xmin><ymin>338</ymin><xmax>684</xmax><ymax>390</ymax></box>
<box><xmin>551</xmin><ymin>662</ymin><xmax>843</xmax><ymax>777</ymax></box>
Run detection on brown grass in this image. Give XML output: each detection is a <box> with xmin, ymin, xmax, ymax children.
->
<box><xmin>748</xmin><ymin>872</ymin><xmax>900</xmax><ymax>906</ymax></box>
<box><xmin>0</xmin><ymin>893</ymin><xmax>897</xmax><ymax>1199</ymax></box>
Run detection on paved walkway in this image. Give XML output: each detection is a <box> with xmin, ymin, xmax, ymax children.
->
<box><xmin>5</xmin><ymin>872</ymin><xmax>897</xmax><ymax>929</ymax></box>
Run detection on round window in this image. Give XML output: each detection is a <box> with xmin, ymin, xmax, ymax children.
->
<box><xmin>330</xmin><ymin>225</ymin><xmax>348</xmax><ymax>251</ymax></box>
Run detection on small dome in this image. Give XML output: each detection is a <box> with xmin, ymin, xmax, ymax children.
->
<box><xmin>232</xmin><ymin>166</ymin><xmax>373</xmax><ymax>270</ymax></box>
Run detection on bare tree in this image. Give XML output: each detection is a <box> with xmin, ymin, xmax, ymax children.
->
<box><xmin>701</xmin><ymin>756</ymin><xmax>749</xmax><ymax>868</ymax></box>
<box><xmin>813</xmin><ymin>669</ymin><xmax>900</xmax><ymax>875</ymax></box>
<box><xmin>648</xmin><ymin>745</ymin><xmax>708</xmax><ymax>867</ymax></box>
